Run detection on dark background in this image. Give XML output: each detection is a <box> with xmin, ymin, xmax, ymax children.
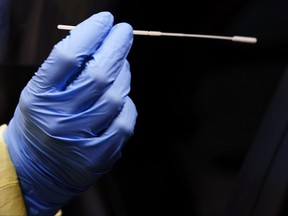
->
<box><xmin>1</xmin><ymin>0</ymin><xmax>288</xmax><ymax>215</ymax></box>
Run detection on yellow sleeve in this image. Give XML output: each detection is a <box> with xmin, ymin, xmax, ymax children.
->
<box><xmin>0</xmin><ymin>124</ymin><xmax>26</xmax><ymax>216</ymax></box>
<box><xmin>0</xmin><ymin>124</ymin><xmax>62</xmax><ymax>216</ymax></box>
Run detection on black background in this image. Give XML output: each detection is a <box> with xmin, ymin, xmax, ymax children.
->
<box><xmin>1</xmin><ymin>0</ymin><xmax>288</xmax><ymax>215</ymax></box>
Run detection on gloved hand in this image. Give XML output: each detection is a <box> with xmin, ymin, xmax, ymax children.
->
<box><xmin>3</xmin><ymin>11</ymin><xmax>137</xmax><ymax>216</ymax></box>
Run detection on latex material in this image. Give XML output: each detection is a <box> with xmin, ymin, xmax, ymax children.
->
<box><xmin>4</xmin><ymin>11</ymin><xmax>137</xmax><ymax>216</ymax></box>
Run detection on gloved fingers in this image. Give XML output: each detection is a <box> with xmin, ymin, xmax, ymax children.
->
<box><xmin>106</xmin><ymin>96</ymin><xmax>137</xmax><ymax>138</ymax></box>
<box><xmin>30</xmin><ymin>11</ymin><xmax>114</xmax><ymax>91</ymax></box>
<box><xmin>86</xmin><ymin>97</ymin><xmax>137</xmax><ymax>170</ymax></box>
<box><xmin>89</xmin><ymin>22</ymin><xmax>133</xmax><ymax>70</ymax></box>
<box><xmin>32</xmin><ymin>60</ymin><xmax>132</xmax><ymax>137</ymax></box>
<box><xmin>61</xmin><ymin>22</ymin><xmax>133</xmax><ymax>112</ymax></box>
<box><xmin>100</xmin><ymin>96</ymin><xmax>137</xmax><ymax>154</ymax></box>
<box><xmin>80</xmin><ymin>60</ymin><xmax>132</xmax><ymax>134</ymax></box>
<box><xmin>63</xmin><ymin>55</ymin><xmax>132</xmax><ymax>114</ymax></box>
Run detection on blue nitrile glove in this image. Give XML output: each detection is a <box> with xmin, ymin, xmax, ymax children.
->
<box><xmin>3</xmin><ymin>11</ymin><xmax>137</xmax><ymax>216</ymax></box>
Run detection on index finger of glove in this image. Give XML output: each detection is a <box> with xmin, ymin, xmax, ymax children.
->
<box><xmin>62</xmin><ymin>22</ymin><xmax>134</xmax><ymax>111</ymax></box>
<box><xmin>33</xmin><ymin>11</ymin><xmax>114</xmax><ymax>90</ymax></box>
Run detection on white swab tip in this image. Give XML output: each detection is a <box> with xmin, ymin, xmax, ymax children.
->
<box><xmin>232</xmin><ymin>36</ymin><xmax>257</xmax><ymax>43</ymax></box>
<box><xmin>57</xmin><ymin>25</ymin><xmax>75</xmax><ymax>30</ymax></box>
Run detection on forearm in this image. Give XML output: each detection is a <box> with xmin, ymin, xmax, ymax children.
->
<box><xmin>0</xmin><ymin>124</ymin><xmax>26</xmax><ymax>216</ymax></box>
<box><xmin>0</xmin><ymin>124</ymin><xmax>62</xmax><ymax>216</ymax></box>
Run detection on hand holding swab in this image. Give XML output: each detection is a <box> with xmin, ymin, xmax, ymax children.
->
<box><xmin>57</xmin><ymin>24</ymin><xmax>257</xmax><ymax>44</ymax></box>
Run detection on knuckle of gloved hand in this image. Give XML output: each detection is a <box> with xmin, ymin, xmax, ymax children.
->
<box><xmin>104</xmin><ymin>90</ymin><xmax>125</xmax><ymax>110</ymax></box>
<box><xmin>19</xmin><ymin>90</ymin><xmax>36</xmax><ymax>113</ymax></box>
<box><xmin>52</xmin><ymin>43</ymin><xmax>82</xmax><ymax>68</ymax></box>
<box><xmin>115</xmin><ymin>108</ymin><xmax>136</xmax><ymax>136</ymax></box>
<box><xmin>88</xmin><ymin>69</ymin><xmax>109</xmax><ymax>89</ymax></box>
<box><xmin>115</xmin><ymin>116</ymin><xmax>135</xmax><ymax>137</ymax></box>
<box><xmin>117</xmin><ymin>99</ymin><xmax>137</xmax><ymax>136</ymax></box>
